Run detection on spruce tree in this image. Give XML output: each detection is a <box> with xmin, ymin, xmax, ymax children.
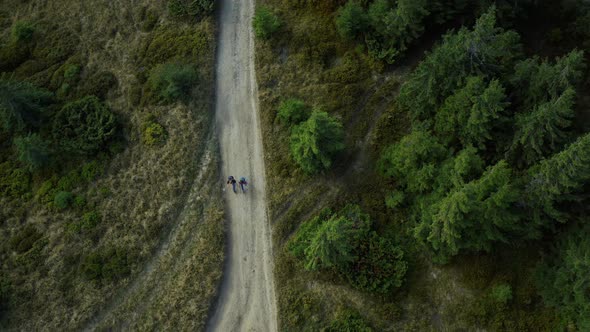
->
<box><xmin>417</xmin><ymin>161</ymin><xmax>521</xmax><ymax>262</ymax></box>
<box><xmin>510</xmin><ymin>88</ymin><xmax>576</xmax><ymax>166</ymax></box>
<box><xmin>0</xmin><ymin>77</ymin><xmax>52</xmax><ymax>133</ymax></box>
<box><xmin>290</xmin><ymin>111</ymin><xmax>344</xmax><ymax>174</ymax></box>
<box><xmin>379</xmin><ymin>130</ymin><xmax>447</xmax><ymax>193</ymax></box>
<box><xmin>526</xmin><ymin>132</ymin><xmax>590</xmax><ymax>223</ymax></box>
<box><xmin>13</xmin><ymin>133</ymin><xmax>51</xmax><ymax>172</ymax></box>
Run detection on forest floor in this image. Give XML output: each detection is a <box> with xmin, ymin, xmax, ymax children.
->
<box><xmin>206</xmin><ymin>0</ymin><xmax>278</xmax><ymax>331</ymax></box>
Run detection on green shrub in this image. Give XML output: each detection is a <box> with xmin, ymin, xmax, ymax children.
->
<box><xmin>148</xmin><ymin>63</ymin><xmax>198</xmax><ymax>103</ymax></box>
<box><xmin>80</xmin><ymin>211</ymin><xmax>100</xmax><ymax>230</ymax></box>
<box><xmin>336</xmin><ymin>1</ymin><xmax>368</xmax><ymax>40</ymax></box>
<box><xmin>35</xmin><ymin>176</ymin><xmax>57</xmax><ymax>205</ymax></box>
<box><xmin>0</xmin><ymin>77</ymin><xmax>53</xmax><ymax>133</ymax></box>
<box><xmin>0</xmin><ymin>275</ymin><xmax>9</xmax><ymax>315</ymax></box>
<box><xmin>12</xmin><ymin>21</ymin><xmax>34</xmax><ymax>42</ymax></box>
<box><xmin>290</xmin><ymin>110</ymin><xmax>344</xmax><ymax>174</ymax></box>
<box><xmin>0</xmin><ymin>162</ymin><xmax>31</xmax><ymax>198</ymax></box>
<box><xmin>168</xmin><ymin>0</ymin><xmax>215</xmax><ymax>17</ymax></box>
<box><xmin>74</xmin><ymin>195</ymin><xmax>87</xmax><ymax>209</ymax></box>
<box><xmin>490</xmin><ymin>283</ymin><xmax>513</xmax><ymax>305</ymax></box>
<box><xmin>347</xmin><ymin>233</ymin><xmax>407</xmax><ymax>294</ymax></box>
<box><xmin>57</xmin><ymin>170</ymin><xmax>82</xmax><ymax>191</ymax></box>
<box><xmin>54</xmin><ymin>191</ymin><xmax>73</xmax><ymax>210</ymax></box>
<box><xmin>253</xmin><ymin>7</ymin><xmax>280</xmax><ymax>40</ymax></box>
<box><xmin>327</xmin><ymin>309</ymin><xmax>372</xmax><ymax>332</ymax></box>
<box><xmin>52</xmin><ymin>96</ymin><xmax>117</xmax><ymax>154</ymax></box>
<box><xmin>14</xmin><ymin>133</ymin><xmax>51</xmax><ymax>172</ymax></box>
<box><xmin>81</xmin><ymin>248</ymin><xmax>131</xmax><ymax>282</ymax></box>
<box><xmin>9</xmin><ymin>225</ymin><xmax>42</xmax><ymax>254</ymax></box>
<box><xmin>536</xmin><ymin>224</ymin><xmax>590</xmax><ymax>330</ymax></box>
<box><xmin>142</xmin><ymin>119</ymin><xmax>168</xmax><ymax>146</ymax></box>
<box><xmin>277</xmin><ymin>98</ymin><xmax>309</xmax><ymax>125</ymax></box>
<box><xmin>81</xmin><ymin>160</ymin><xmax>105</xmax><ymax>181</ymax></box>
<box><xmin>81</xmin><ymin>71</ymin><xmax>118</xmax><ymax>99</ymax></box>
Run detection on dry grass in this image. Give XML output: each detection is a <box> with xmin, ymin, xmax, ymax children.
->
<box><xmin>0</xmin><ymin>0</ymin><xmax>223</xmax><ymax>330</ymax></box>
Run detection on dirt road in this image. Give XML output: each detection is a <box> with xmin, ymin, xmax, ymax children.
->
<box><xmin>206</xmin><ymin>0</ymin><xmax>278</xmax><ymax>331</ymax></box>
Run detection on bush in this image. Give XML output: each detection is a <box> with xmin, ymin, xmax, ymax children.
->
<box><xmin>81</xmin><ymin>248</ymin><xmax>131</xmax><ymax>282</ymax></box>
<box><xmin>52</xmin><ymin>96</ymin><xmax>117</xmax><ymax>154</ymax></box>
<box><xmin>9</xmin><ymin>225</ymin><xmax>42</xmax><ymax>254</ymax></box>
<box><xmin>277</xmin><ymin>98</ymin><xmax>309</xmax><ymax>125</ymax></box>
<box><xmin>148</xmin><ymin>62</ymin><xmax>198</xmax><ymax>103</ymax></box>
<box><xmin>490</xmin><ymin>283</ymin><xmax>513</xmax><ymax>305</ymax></box>
<box><xmin>326</xmin><ymin>309</ymin><xmax>372</xmax><ymax>332</ymax></box>
<box><xmin>289</xmin><ymin>205</ymin><xmax>371</xmax><ymax>271</ymax></box>
<box><xmin>536</xmin><ymin>224</ymin><xmax>590</xmax><ymax>330</ymax></box>
<box><xmin>12</xmin><ymin>21</ymin><xmax>34</xmax><ymax>42</ymax></box>
<box><xmin>0</xmin><ymin>162</ymin><xmax>31</xmax><ymax>198</ymax></box>
<box><xmin>81</xmin><ymin>160</ymin><xmax>105</xmax><ymax>181</ymax></box>
<box><xmin>142</xmin><ymin>118</ymin><xmax>168</xmax><ymax>146</ymax></box>
<box><xmin>336</xmin><ymin>1</ymin><xmax>368</xmax><ymax>40</ymax></box>
<box><xmin>253</xmin><ymin>7</ymin><xmax>280</xmax><ymax>40</ymax></box>
<box><xmin>0</xmin><ymin>77</ymin><xmax>52</xmax><ymax>133</ymax></box>
<box><xmin>347</xmin><ymin>233</ymin><xmax>407</xmax><ymax>294</ymax></box>
<box><xmin>81</xmin><ymin>71</ymin><xmax>118</xmax><ymax>99</ymax></box>
<box><xmin>54</xmin><ymin>191</ymin><xmax>73</xmax><ymax>210</ymax></box>
<box><xmin>290</xmin><ymin>111</ymin><xmax>345</xmax><ymax>174</ymax></box>
<box><xmin>14</xmin><ymin>133</ymin><xmax>51</xmax><ymax>172</ymax></box>
<box><xmin>80</xmin><ymin>211</ymin><xmax>100</xmax><ymax>230</ymax></box>
<box><xmin>168</xmin><ymin>0</ymin><xmax>215</xmax><ymax>17</ymax></box>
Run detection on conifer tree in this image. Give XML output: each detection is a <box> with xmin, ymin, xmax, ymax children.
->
<box><xmin>510</xmin><ymin>88</ymin><xmax>576</xmax><ymax>166</ymax></box>
<box><xmin>0</xmin><ymin>77</ymin><xmax>52</xmax><ymax>133</ymax></box>
<box><xmin>14</xmin><ymin>133</ymin><xmax>51</xmax><ymax>172</ymax></box>
<box><xmin>526</xmin><ymin>133</ymin><xmax>590</xmax><ymax>223</ymax></box>
<box><xmin>379</xmin><ymin>130</ymin><xmax>447</xmax><ymax>193</ymax></box>
<box><xmin>417</xmin><ymin>161</ymin><xmax>521</xmax><ymax>262</ymax></box>
<box><xmin>290</xmin><ymin>111</ymin><xmax>344</xmax><ymax>174</ymax></box>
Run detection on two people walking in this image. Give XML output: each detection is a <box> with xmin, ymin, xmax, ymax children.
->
<box><xmin>226</xmin><ymin>175</ymin><xmax>248</xmax><ymax>194</ymax></box>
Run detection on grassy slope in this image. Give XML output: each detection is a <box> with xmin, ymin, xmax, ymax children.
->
<box><xmin>255</xmin><ymin>1</ymin><xmax>558</xmax><ymax>331</ymax></box>
<box><xmin>0</xmin><ymin>1</ymin><xmax>223</xmax><ymax>330</ymax></box>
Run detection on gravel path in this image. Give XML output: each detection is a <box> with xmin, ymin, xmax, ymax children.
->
<box><xmin>206</xmin><ymin>0</ymin><xmax>278</xmax><ymax>331</ymax></box>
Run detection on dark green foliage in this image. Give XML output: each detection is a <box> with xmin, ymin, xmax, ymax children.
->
<box><xmin>168</xmin><ymin>0</ymin><xmax>215</xmax><ymax>18</ymax></box>
<box><xmin>397</xmin><ymin>7</ymin><xmax>521</xmax><ymax>122</ymax></box>
<box><xmin>326</xmin><ymin>309</ymin><xmax>372</xmax><ymax>332</ymax></box>
<box><xmin>510</xmin><ymin>50</ymin><xmax>585</xmax><ymax>108</ymax></box>
<box><xmin>12</xmin><ymin>21</ymin><xmax>34</xmax><ymax>42</ymax></box>
<box><xmin>510</xmin><ymin>88</ymin><xmax>576</xmax><ymax>166</ymax></box>
<box><xmin>148</xmin><ymin>63</ymin><xmax>198</xmax><ymax>103</ymax></box>
<box><xmin>335</xmin><ymin>1</ymin><xmax>368</xmax><ymax>40</ymax></box>
<box><xmin>81</xmin><ymin>71</ymin><xmax>117</xmax><ymax>99</ymax></box>
<box><xmin>296</xmin><ymin>205</ymin><xmax>371</xmax><ymax>271</ymax></box>
<box><xmin>490</xmin><ymin>283</ymin><xmax>512</xmax><ymax>304</ymax></box>
<box><xmin>0</xmin><ymin>162</ymin><xmax>30</xmax><ymax>198</ymax></box>
<box><xmin>13</xmin><ymin>133</ymin><xmax>51</xmax><ymax>172</ymax></box>
<box><xmin>0</xmin><ymin>77</ymin><xmax>52</xmax><ymax>133</ymax></box>
<box><xmin>536</xmin><ymin>224</ymin><xmax>590</xmax><ymax>330</ymax></box>
<box><xmin>379</xmin><ymin>130</ymin><xmax>447</xmax><ymax>193</ymax></box>
<box><xmin>289</xmin><ymin>205</ymin><xmax>407</xmax><ymax>292</ymax></box>
<box><xmin>348</xmin><ymin>233</ymin><xmax>407</xmax><ymax>294</ymax></box>
<box><xmin>9</xmin><ymin>225</ymin><xmax>42</xmax><ymax>254</ymax></box>
<box><xmin>52</xmin><ymin>96</ymin><xmax>116</xmax><ymax>154</ymax></box>
<box><xmin>81</xmin><ymin>160</ymin><xmax>105</xmax><ymax>182</ymax></box>
<box><xmin>0</xmin><ymin>275</ymin><xmax>9</xmax><ymax>317</ymax></box>
<box><xmin>525</xmin><ymin>133</ymin><xmax>590</xmax><ymax>223</ymax></box>
<box><xmin>54</xmin><ymin>191</ymin><xmax>73</xmax><ymax>210</ymax></box>
<box><xmin>253</xmin><ymin>7</ymin><xmax>280</xmax><ymax>40</ymax></box>
<box><xmin>81</xmin><ymin>248</ymin><xmax>131</xmax><ymax>282</ymax></box>
<box><xmin>416</xmin><ymin>161</ymin><xmax>522</xmax><ymax>262</ymax></box>
<box><xmin>434</xmin><ymin>77</ymin><xmax>508</xmax><ymax>149</ymax></box>
<box><xmin>81</xmin><ymin>211</ymin><xmax>100</xmax><ymax>230</ymax></box>
<box><xmin>365</xmin><ymin>0</ymin><xmax>429</xmax><ymax>63</ymax></box>
<box><xmin>290</xmin><ymin>111</ymin><xmax>344</xmax><ymax>174</ymax></box>
<box><xmin>277</xmin><ymin>98</ymin><xmax>309</xmax><ymax>125</ymax></box>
